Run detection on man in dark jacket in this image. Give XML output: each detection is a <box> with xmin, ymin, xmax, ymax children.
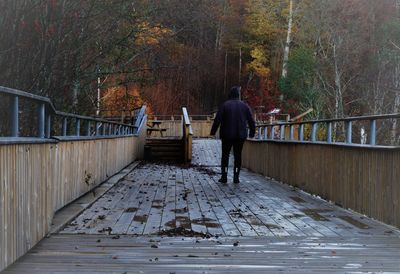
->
<box><xmin>210</xmin><ymin>86</ymin><xmax>255</xmax><ymax>184</ymax></box>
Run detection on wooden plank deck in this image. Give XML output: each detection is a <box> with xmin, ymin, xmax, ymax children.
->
<box><xmin>4</xmin><ymin>234</ymin><xmax>400</xmax><ymax>273</ymax></box>
<box><xmin>4</xmin><ymin>139</ymin><xmax>400</xmax><ymax>273</ymax></box>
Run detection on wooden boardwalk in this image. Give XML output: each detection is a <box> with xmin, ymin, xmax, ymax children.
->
<box><xmin>4</xmin><ymin>139</ymin><xmax>400</xmax><ymax>273</ymax></box>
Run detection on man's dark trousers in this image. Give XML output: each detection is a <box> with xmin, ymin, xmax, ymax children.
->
<box><xmin>221</xmin><ymin>139</ymin><xmax>245</xmax><ymax>177</ymax></box>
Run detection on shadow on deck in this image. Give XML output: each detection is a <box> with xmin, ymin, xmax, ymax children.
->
<box><xmin>4</xmin><ymin>139</ymin><xmax>400</xmax><ymax>273</ymax></box>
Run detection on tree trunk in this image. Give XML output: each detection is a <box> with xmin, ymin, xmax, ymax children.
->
<box><xmin>282</xmin><ymin>0</ymin><xmax>293</xmax><ymax>78</ymax></box>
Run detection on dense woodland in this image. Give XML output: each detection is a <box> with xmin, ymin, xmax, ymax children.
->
<box><xmin>0</xmin><ymin>0</ymin><xmax>399</xmax><ymax>123</ymax></box>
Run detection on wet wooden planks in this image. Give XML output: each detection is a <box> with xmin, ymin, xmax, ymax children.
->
<box><xmin>192</xmin><ymin>139</ymin><xmax>234</xmax><ymax>167</ymax></box>
<box><xmin>4</xmin><ymin>234</ymin><xmax>400</xmax><ymax>273</ymax></box>
<box><xmin>60</xmin><ymin>161</ymin><xmax>399</xmax><ymax>238</ymax></box>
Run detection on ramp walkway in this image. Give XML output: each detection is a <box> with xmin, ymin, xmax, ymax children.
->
<box><xmin>3</xmin><ymin>139</ymin><xmax>400</xmax><ymax>273</ymax></box>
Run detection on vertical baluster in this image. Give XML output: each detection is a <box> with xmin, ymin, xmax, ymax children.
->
<box><xmin>38</xmin><ymin>103</ymin><xmax>45</xmax><ymax>138</ymax></box>
<box><xmin>311</xmin><ymin>123</ymin><xmax>318</xmax><ymax>143</ymax></box>
<box><xmin>102</xmin><ymin>123</ymin><xmax>106</xmax><ymax>136</ymax></box>
<box><xmin>370</xmin><ymin>119</ymin><xmax>376</xmax><ymax>146</ymax></box>
<box><xmin>299</xmin><ymin>124</ymin><xmax>304</xmax><ymax>141</ymax></box>
<box><xmin>76</xmin><ymin>119</ymin><xmax>80</xmax><ymax>136</ymax></box>
<box><xmin>10</xmin><ymin>95</ymin><xmax>19</xmax><ymax>137</ymax></box>
<box><xmin>280</xmin><ymin>125</ymin><xmax>285</xmax><ymax>141</ymax></box>
<box><xmin>109</xmin><ymin>124</ymin><xmax>112</xmax><ymax>136</ymax></box>
<box><xmin>263</xmin><ymin>126</ymin><xmax>268</xmax><ymax>140</ymax></box>
<box><xmin>86</xmin><ymin>121</ymin><xmax>91</xmax><ymax>136</ymax></box>
<box><xmin>327</xmin><ymin>122</ymin><xmax>332</xmax><ymax>144</ymax></box>
<box><xmin>346</xmin><ymin>121</ymin><xmax>352</xmax><ymax>144</ymax></box>
<box><xmin>62</xmin><ymin>117</ymin><xmax>68</xmax><ymax>136</ymax></box>
<box><xmin>270</xmin><ymin>126</ymin><xmax>275</xmax><ymax>140</ymax></box>
<box><xmin>289</xmin><ymin>125</ymin><xmax>294</xmax><ymax>141</ymax></box>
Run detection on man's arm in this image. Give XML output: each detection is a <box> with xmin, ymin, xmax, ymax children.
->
<box><xmin>246</xmin><ymin>107</ymin><xmax>256</xmax><ymax>138</ymax></box>
<box><xmin>210</xmin><ymin>106</ymin><xmax>223</xmax><ymax>136</ymax></box>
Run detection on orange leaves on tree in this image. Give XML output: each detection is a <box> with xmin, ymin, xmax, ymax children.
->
<box><xmin>102</xmin><ymin>85</ymin><xmax>144</xmax><ymax>117</ymax></box>
<box><xmin>135</xmin><ymin>22</ymin><xmax>172</xmax><ymax>46</ymax></box>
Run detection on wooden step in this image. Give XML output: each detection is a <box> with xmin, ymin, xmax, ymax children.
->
<box><xmin>144</xmin><ymin>138</ymin><xmax>184</xmax><ymax>162</ymax></box>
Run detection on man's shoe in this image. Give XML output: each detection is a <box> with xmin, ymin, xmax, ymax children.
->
<box><xmin>233</xmin><ymin>174</ymin><xmax>240</xmax><ymax>184</ymax></box>
<box><xmin>233</xmin><ymin>167</ymin><xmax>240</xmax><ymax>184</ymax></box>
<box><xmin>218</xmin><ymin>173</ymin><xmax>227</xmax><ymax>183</ymax></box>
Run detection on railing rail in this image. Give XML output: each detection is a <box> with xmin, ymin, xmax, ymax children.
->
<box><xmin>182</xmin><ymin>107</ymin><xmax>193</xmax><ymax>163</ymax></box>
<box><xmin>0</xmin><ymin>86</ymin><xmax>146</xmax><ymax>139</ymax></box>
<box><xmin>254</xmin><ymin>113</ymin><xmax>400</xmax><ymax>147</ymax></box>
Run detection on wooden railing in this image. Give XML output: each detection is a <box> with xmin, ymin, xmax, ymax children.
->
<box><xmin>0</xmin><ymin>87</ymin><xmax>147</xmax><ymax>271</ymax></box>
<box><xmin>182</xmin><ymin>107</ymin><xmax>193</xmax><ymax>163</ymax></box>
<box><xmin>244</xmin><ymin>113</ymin><xmax>400</xmax><ymax>229</ymax></box>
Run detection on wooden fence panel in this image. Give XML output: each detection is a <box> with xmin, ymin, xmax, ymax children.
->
<box><xmin>0</xmin><ymin>136</ymin><xmax>144</xmax><ymax>271</ymax></box>
<box><xmin>242</xmin><ymin>140</ymin><xmax>400</xmax><ymax>228</ymax></box>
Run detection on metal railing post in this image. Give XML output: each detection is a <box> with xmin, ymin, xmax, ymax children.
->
<box><xmin>311</xmin><ymin>123</ymin><xmax>318</xmax><ymax>142</ymax></box>
<box><xmin>38</xmin><ymin>103</ymin><xmax>45</xmax><ymax>138</ymax></box>
<box><xmin>62</xmin><ymin>117</ymin><xmax>68</xmax><ymax>136</ymax></box>
<box><xmin>10</xmin><ymin>95</ymin><xmax>19</xmax><ymax>137</ymax></box>
<box><xmin>327</xmin><ymin>122</ymin><xmax>332</xmax><ymax>144</ymax></box>
<box><xmin>86</xmin><ymin>121</ymin><xmax>91</xmax><ymax>136</ymax></box>
<box><xmin>76</xmin><ymin>119</ymin><xmax>80</xmax><ymax>136</ymax></box>
<box><xmin>346</xmin><ymin>121</ymin><xmax>352</xmax><ymax>144</ymax></box>
<box><xmin>299</xmin><ymin>124</ymin><xmax>304</xmax><ymax>141</ymax></box>
<box><xmin>280</xmin><ymin>125</ymin><xmax>285</xmax><ymax>141</ymax></box>
<box><xmin>270</xmin><ymin>126</ymin><xmax>275</xmax><ymax>140</ymax></box>
<box><xmin>289</xmin><ymin>125</ymin><xmax>294</xmax><ymax>141</ymax></box>
<box><xmin>370</xmin><ymin>119</ymin><xmax>376</xmax><ymax>146</ymax></box>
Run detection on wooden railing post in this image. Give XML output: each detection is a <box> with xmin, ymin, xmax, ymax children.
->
<box><xmin>182</xmin><ymin>107</ymin><xmax>193</xmax><ymax>163</ymax></box>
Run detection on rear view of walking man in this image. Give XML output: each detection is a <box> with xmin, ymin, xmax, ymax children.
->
<box><xmin>210</xmin><ymin>86</ymin><xmax>255</xmax><ymax>184</ymax></box>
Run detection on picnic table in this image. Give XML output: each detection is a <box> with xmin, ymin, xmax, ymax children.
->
<box><xmin>147</xmin><ymin>121</ymin><xmax>167</xmax><ymax>137</ymax></box>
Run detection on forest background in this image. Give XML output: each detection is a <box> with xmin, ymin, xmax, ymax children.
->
<box><xmin>0</xmin><ymin>0</ymin><xmax>399</xmax><ymax>123</ymax></box>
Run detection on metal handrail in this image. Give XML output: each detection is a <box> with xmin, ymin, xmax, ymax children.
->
<box><xmin>254</xmin><ymin>113</ymin><xmax>400</xmax><ymax>146</ymax></box>
<box><xmin>0</xmin><ymin>86</ymin><xmax>145</xmax><ymax>139</ymax></box>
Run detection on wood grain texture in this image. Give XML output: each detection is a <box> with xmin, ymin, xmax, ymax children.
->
<box><xmin>4</xmin><ymin>234</ymin><xmax>400</xmax><ymax>273</ymax></box>
<box><xmin>0</xmin><ymin>135</ymin><xmax>145</xmax><ymax>271</ymax></box>
<box><xmin>242</xmin><ymin>140</ymin><xmax>400</xmax><ymax>229</ymax></box>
